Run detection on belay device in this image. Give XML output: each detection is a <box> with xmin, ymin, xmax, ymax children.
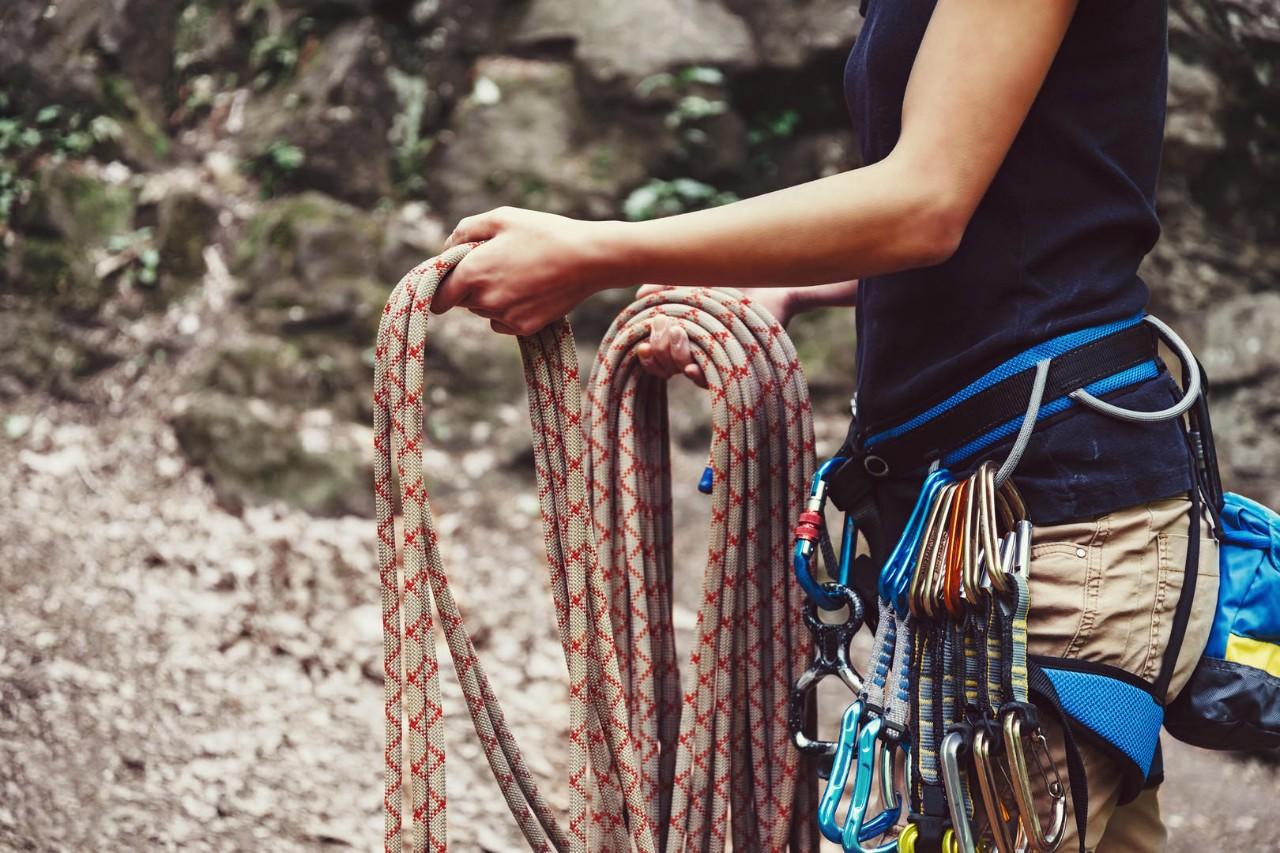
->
<box><xmin>790</xmin><ymin>311</ymin><xmax>1280</xmax><ymax>853</ymax></box>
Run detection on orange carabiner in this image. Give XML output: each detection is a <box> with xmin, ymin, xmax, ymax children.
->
<box><xmin>942</xmin><ymin>478</ymin><xmax>969</xmax><ymax>616</ymax></box>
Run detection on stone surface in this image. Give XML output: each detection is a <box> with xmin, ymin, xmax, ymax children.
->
<box><xmin>428</xmin><ymin>57</ymin><xmax>657</xmax><ymax>222</ymax></box>
<box><xmin>722</xmin><ymin>0</ymin><xmax>862</xmax><ymax>69</ymax></box>
<box><xmin>509</xmin><ymin>0</ymin><xmax>757</xmax><ymax>82</ymax></box>
<box><xmin>155</xmin><ymin>187</ymin><xmax>221</xmax><ymax>281</ymax></box>
<box><xmin>171</xmin><ymin>393</ymin><xmax>375</xmax><ymax>517</ymax></box>
<box><xmin>1</xmin><ymin>0</ymin><xmax>1279</xmax><ymax>847</ymax></box>
<box><xmin>97</xmin><ymin>0</ymin><xmax>180</xmax><ymax>110</ymax></box>
<box><xmin>237</xmin><ymin>20</ymin><xmax>398</xmax><ymax>204</ymax></box>
<box><xmin>1203</xmin><ymin>292</ymin><xmax>1280</xmax><ymax>385</ymax></box>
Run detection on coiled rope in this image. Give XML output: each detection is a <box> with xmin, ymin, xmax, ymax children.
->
<box><xmin>374</xmin><ymin>243</ymin><xmax>820</xmax><ymax>852</ymax></box>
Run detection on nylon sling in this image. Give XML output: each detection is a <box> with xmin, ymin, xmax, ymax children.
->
<box><xmin>374</xmin><ymin>244</ymin><xmax>821</xmax><ymax>852</ymax></box>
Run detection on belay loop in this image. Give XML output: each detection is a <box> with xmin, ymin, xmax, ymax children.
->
<box><xmin>374</xmin><ymin>245</ymin><xmax>821</xmax><ymax>852</ymax></box>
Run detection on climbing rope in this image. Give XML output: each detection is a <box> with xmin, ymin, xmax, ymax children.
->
<box><xmin>373</xmin><ymin>244</ymin><xmax>821</xmax><ymax>852</ymax></box>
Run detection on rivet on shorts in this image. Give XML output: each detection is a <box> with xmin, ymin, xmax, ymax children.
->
<box><xmin>1076</xmin><ymin>548</ymin><xmax>1087</xmax><ymax>558</ymax></box>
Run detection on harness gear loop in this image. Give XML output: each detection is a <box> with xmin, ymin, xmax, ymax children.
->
<box><xmin>375</xmin><ymin>246</ymin><xmax>819</xmax><ymax>852</ymax></box>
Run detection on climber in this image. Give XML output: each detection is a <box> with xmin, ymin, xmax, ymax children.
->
<box><xmin>428</xmin><ymin>1</ymin><xmax>1219</xmax><ymax>849</ymax></box>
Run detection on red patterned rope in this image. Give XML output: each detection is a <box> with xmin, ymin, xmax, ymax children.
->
<box><xmin>373</xmin><ymin>245</ymin><xmax>819</xmax><ymax>852</ymax></box>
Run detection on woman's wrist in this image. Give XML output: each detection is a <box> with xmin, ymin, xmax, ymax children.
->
<box><xmin>584</xmin><ymin>219</ymin><xmax>645</xmax><ymax>294</ymax></box>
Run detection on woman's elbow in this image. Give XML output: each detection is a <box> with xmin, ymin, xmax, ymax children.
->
<box><xmin>900</xmin><ymin>196</ymin><xmax>968</xmax><ymax>268</ymax></box>
<box><xmin>875</xmin><ymin>151</ymin><xmax>972</xmax><ymax>269</ymax></box>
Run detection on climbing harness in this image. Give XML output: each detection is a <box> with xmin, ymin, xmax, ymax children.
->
<box><xmin>791</xmin><ymin>312</ymin><xmax>1227</xmax><ymax>853</ymax></box>
<box><xmin>374</xmin><ymin>244</ymin><xmax>821</xmax><ymax>852</ymax></box>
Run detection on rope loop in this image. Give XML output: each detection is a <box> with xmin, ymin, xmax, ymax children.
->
<box><xmin>374</xmin><ymin>248</ymin><xmax>821</xmax><ymax>852</ymax></box>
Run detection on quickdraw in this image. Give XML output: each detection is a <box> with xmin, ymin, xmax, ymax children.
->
<box><xmin>793</xmin><ymin>460</ymin><xmax>1069</xmax><ymax>853</ymax></box>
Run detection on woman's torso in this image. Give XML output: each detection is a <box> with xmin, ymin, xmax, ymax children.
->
<box><xmin>843</xmin><ymin>0</ymin><xmax>1192</xmax><ymax>533</ymax></box>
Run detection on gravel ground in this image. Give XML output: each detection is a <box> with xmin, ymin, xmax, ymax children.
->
<box><xmin>1</xmin><ymin>272</ymin><xmax>1275</xmax><ymax>851</ymax></box>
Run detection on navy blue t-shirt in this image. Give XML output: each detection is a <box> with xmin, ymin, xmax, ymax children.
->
<box><xmin>843</xmin><ymin>0</ymin><xmax>1193</xmax><ymax>534</ymax></box>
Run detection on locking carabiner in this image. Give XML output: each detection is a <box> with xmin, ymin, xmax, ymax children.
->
<box><xmin>1002</xmin><ymin>706</ymin><xmax>1066</xmax><ymax>853</ymax></box>
<box><xmin>794</xmin><ymin>457</ymin><xmax>855</xmax><ymax>610</ymax></box>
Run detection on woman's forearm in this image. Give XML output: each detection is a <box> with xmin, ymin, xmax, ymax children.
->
<box><xmin>789</xmin><ymin>279</ymin><xmax>859</xmax><ymax>314</ymax></box>
<box><xmin>603</xmin><ymin>155</ymin><xmax>961</xmax><ymax>291</ymax></box>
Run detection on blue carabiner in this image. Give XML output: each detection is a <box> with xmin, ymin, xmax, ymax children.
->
<box><xmin>818</xmin><ymin>703</ymin><xmax>906</xmax><ymax>849</ymax></box>
<box><xmin>818</xmin><ymin>700</ymin><xmax>865</xmax><ymax>843</ymax></box>
<box><xmin>839</xmin><ymin>512</ymin><xmax>857</xmax><ymax>586</ymax></box>
<box><xmin>842</xmin><ymin>716</ymin><xmax>906</xmax><ymax>852</ymax></box>
<box><xmin>879</xmin><ymin>468</ymin><xmax>954</xmax><ymax>614</ymax></box>
<box><xmin>793</xmin><ymin>457</ymin><xmax>852</xmax><ymax>610</ymax></box>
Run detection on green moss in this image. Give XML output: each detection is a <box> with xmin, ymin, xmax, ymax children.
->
<box><xmin>13</xmin><ymin>237</ymin><xmax>104</xmax><ymax>315</ymax></box>
<box><xmin>100</xmin><ymin>76</ymin><xmax>171</xmax><ymax>159</ymax></box>
<box><xmin>52</xmin><ymin>171</ymin><xmax>135</xmax><ymax>245</ymax></box>
<box><xmin>174</xmin><ymin>0</ymin><xmax>217</xmax><ymax>71</ymax></box>
<box><xmin>237</xmin><ymin>192</ymin><xmax>344</xmax><ymax>265</ymax></box>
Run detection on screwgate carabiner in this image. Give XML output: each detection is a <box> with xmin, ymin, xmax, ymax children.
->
<box><xmin>793</xmin><ymin>457</ymin><xmax>856</xmax><ymax>610</ymax></box>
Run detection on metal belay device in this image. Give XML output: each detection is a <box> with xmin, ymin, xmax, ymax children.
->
<box><xmin>374</xmin><ymin>244</ymin><xmax>828</xmax><ymax>852</ymax></box>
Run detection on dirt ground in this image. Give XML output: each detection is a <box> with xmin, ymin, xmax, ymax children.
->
<box><xmin>1</xmin><ymin>268</ymin><xmax>1276</xmax><ymax>851</ymax></box>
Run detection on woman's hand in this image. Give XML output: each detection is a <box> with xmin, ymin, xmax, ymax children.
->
<box><xmin>634</xmin><ymin>285</ymin><xmax>800</xmax><ymax>389</ymax></box>
<box><xmin>432</xmin><ymin>207</ymin><xmax>629</xmax><ymax>336</ymax></box>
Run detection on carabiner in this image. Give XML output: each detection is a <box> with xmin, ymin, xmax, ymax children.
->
<box><xmin>972</xmin><ymin>725</ymin><xmax>1024</xmax><ymax>853</ymax></box>
<box><xmin>819</xmin><ymin>700</ymin><xmax>866</xmax><ymax>842</ymax></box>
<box><xmin>794</xmin><ymin>457</ymin><xmax>853</xmax><ymax>610</ymax></box>
<box><xmin>939</xmin><ymin>726</ymin><xmax>983</xmax><ymax>853</ymax></box>
<box><xmin>1003</xmin><ymin>708</ymin><xmax>1066</xmax><ymax>853</ymax></box>
<box><xmin>906</xmin><ymin>481</ymin><xmax>957</xmax><ymax>614</ymax></box>
<box><xmin>941</xmin><ymin>480</ymin><xmax>970</xmax><ymax>617</ymax></box>
<box><xmin>842</xmin><ymin>716</ymin><xmax>906</xmax><ymax>852</ymax></box>
<box><xmin>898</xmin><ymin>824</ymin><xmax>964</xmax><ymax>853</ymax></box>
<box><xmin>881</xmin><ymin>468</ymin><xmax>954</xmax><ymax>613</ymax></box>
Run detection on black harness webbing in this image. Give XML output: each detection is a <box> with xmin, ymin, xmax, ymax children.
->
<box><xmin>829</xmin><ymin>320</ymin><xmax>1157</xmax><ymax>503</ymax></box>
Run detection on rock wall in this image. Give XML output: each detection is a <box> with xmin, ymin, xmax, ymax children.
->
<box><xmin>1</xmin><ymin>0</ymin><xmax>1276</xmax><ymax>511</ymax></box>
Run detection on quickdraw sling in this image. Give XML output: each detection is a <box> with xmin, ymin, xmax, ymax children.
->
<box><xmin>374</xmin><ymin>244</ymin><xmax>822</xmax><ymax>852</ymax></box>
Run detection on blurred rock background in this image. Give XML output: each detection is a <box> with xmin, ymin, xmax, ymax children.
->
<box><xmin>0</xmin><ymin>1</ymin><xmax>1275</xmax><ymax>851</ymax></box>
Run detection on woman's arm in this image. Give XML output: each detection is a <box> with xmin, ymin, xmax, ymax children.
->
<box><xmin>433</xmin><ymin>0</ymin><xmax>1078</xmax><ymax>335</ymax></box>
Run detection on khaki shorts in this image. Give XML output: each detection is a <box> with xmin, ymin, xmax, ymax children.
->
<box><xmin>1027</xmin><ymin>496</ymin><xmax>1220</xmax><ymax>853</ymax></box>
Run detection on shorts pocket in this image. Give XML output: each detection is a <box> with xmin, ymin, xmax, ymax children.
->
<box><xmin>1028</xmin><ymin>536</ymin><xmax>1104</xmax><ymax>660</ymax></box>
